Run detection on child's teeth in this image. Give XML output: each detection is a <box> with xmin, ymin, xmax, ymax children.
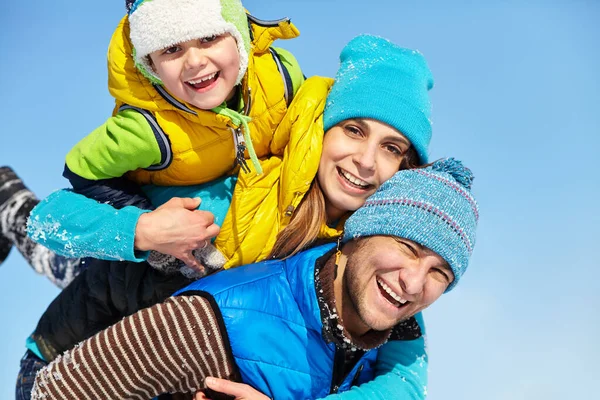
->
<box><xmin>188</xmin><ymin>72</ymin><xmax>217</xmax><ymax>84</ymax></box>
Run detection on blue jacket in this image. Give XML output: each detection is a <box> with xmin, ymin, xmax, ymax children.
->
<box><xmin>175</xmin><ymin>243</ymin><xmax>427</xmax><ymax>399</ymax></box>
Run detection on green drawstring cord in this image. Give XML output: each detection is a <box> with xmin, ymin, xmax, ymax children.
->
<box><xmin>212</xmin><ymin>104</ymin><xmax>263</xmax><ymax>175</ymax></box>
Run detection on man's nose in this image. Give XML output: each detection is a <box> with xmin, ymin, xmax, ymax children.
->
<box><xmin>398</xmin><ymin>265</ymin><xmax>427</xmax><ymax>297</ymax></box>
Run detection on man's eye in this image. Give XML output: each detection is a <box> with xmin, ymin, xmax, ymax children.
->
<box><xmin>398</xmin><ymin>241</ymin><xmax>417</xmax><ymax>257</ymax></box>
<box><xmin>432</xmin><ymin>268</ymin><xmax>452</xmax><ymax>283</ymax></box>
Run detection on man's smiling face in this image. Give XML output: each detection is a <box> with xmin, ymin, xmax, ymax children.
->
<box><xmin>337</xmin><ymin>236</ymin><xmax>453</xmax><ymax>336</ymax></box>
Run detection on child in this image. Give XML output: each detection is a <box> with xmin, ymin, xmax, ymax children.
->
<box><xmin>57</xmin><ymin>0</ymin><xmax>304</xmax><ymax>272</ymax></box>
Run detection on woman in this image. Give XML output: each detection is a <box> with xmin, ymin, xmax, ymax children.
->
<box><xmin>7</xmin><ymin>35</ymin><xmax>434</xmax><ymax>399</ymax></box>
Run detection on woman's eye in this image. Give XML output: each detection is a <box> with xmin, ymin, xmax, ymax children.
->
<box><xmin>384</xmin><ymin>144</ymin><xmax>403</xmax><ymax>156</ymax></box>
<box><xmin>344</xmin><ymin>125</ymin><xmax>362</xmax><ymax>136</ymax></box>
<box><xmin>200</xmin><ymin>35</ymin><xmax>218</xmax><ymax>44</ymax></box>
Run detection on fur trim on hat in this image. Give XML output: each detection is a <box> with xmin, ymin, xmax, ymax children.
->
<box><xmin>128</xmin><ymin>0</ymin><xmax>249</xmax><ymax>85</ymax></box>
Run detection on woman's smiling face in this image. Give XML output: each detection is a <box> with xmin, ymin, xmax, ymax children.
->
<box><xmin>317</xmin><ymin>118</ymin><xmax>412</xmax><ymax>221</ymax></box>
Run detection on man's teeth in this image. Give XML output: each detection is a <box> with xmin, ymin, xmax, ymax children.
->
<box><xmin>377</xmin><ymin>278</ymin><xmax>407</xmax><ymax>305</ymax></box>
<box><xmin>340</xmin><ymin>169</ymin><xmax>369</xmax><ymax>188</ymax></box>
<box><xmin>188</xmin><ymin>72</ymin><xmax>217</xmax><ymax>84</ymax></box>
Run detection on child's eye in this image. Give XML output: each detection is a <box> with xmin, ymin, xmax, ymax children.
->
<box><xmin>200</xmin><ymin>35</ymin><xmax>218</xmax><ymax>44</ymax></box>
<box><xmin>162</xmin><ymin>46</ymin><xmax>181</xmax><ymax>55</ymax></box>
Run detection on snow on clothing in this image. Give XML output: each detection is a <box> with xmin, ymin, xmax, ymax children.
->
<box><xmin>28</xmin><ymin>176</ymin><xmax>236</xmax><ymax>264</ymax></box>
<box><xmin>64</xmin><ymin>14</ymin><xmax>303</xmax><ymax>197</ymax></box>
<box><xmin>32</xmin><ymin>244</ymin><xmax>428</xmax><ymax>400</ymax></box>
<box><xmin>0</xmin><ymin>167</ymin><xmax>80</xmax><ymax>288</ymax></box>
<box><xmin>29</xmin><ymin>77</ymin><xmax>340</xmax><ymax>269</ymax></box>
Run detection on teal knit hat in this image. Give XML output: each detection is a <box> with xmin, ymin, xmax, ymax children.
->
<box><xmin>324</xmin><ymin>35</ymin><xmax>434</xmax><ymax>163</ymax></box>
<box><xmin>343</xmin><ymin>158</ymin><xmax>479</xmax><ymax>292</ymax></box>
<box><xmin>126</xmin><ymin>0</ymin><xmax>251</xmax><ymax>85</ymax></box>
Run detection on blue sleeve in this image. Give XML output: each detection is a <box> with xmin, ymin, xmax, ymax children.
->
<box><xmin>141</xmin><ymin>175</ymin><xmax>236</xmax><ymax>226</ymax></box>
<box><xmin>27</xmin><ymin>189</ymin><xmax>150</xmax><ymax>262</ymax></box>
<box><xmin>27</xmin><ymin>176</ymin><xmax>236</xmax><ymax>262</ymax></box>
<box><xmin>321</xmin><ymin>312</ymin><xmax>428</xmax><ymax>400</ymax></box>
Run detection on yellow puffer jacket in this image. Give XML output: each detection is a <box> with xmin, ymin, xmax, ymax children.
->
<box><xmin>106</xmin><ymin>15</ymin><xmax>300</xmax><ymax>186</ymax></box>
<box><xmin>214</xmin><ymin>76</ymin><xmax>343</xmax><ymax>268</ymax></box>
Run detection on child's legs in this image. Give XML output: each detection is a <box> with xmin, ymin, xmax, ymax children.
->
<box><xmin>15</xmin><ymin>350</ymin><xmax>47</xmax><ymax>400</ymax></box>
<box><xmin>0</xmin><ymin>167</ymin><xmax>85</xmax><ymax>288</ymax></box>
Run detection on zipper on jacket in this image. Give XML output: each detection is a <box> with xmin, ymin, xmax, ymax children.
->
<box><xmin>329</xmin><ymin>348</ymin><xmax>346</xmax><ymax>394</ymax></box>
<box><xmin>226</xmin><ymin>87</ymin><xmax>253</xmax><ymax>173</ymax></box>
<box><xmin>232</xmin><ymin>128</ymin><xmax>250</xmax><ymax>173</ymax></box>
<box><xmin>284</xmin><ymin>192</ymin><xmax>303</xmax><ymax>217</ymax></box>
<box><xmin>350</xmin><ymin>363</ymin><xmax>364</xmax><ymax>388</ymax></box>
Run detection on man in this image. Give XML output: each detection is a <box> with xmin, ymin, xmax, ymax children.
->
<box><xmin>31</xmin><ymin>158</ymin><xmax>478</xmax><ymax>400</ymax></box>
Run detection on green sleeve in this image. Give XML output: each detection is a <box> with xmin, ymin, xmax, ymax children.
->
<box><xmin>272</xmin><ymin>47</ymin><xmax>305</xmax><ymax>97</ymax></box>
<box><xmin>65</xmin><ymin>109</ymin><xmax>163</xmax><ymax>180</ymax></box>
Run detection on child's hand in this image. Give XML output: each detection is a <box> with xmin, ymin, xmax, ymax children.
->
<box><xmin>195</xmin><ymin>377</ymin><xmax>271</xmax><ymax>400</ymax></box>
<box><xmin>134</xmin><ymin>197</ymin><xmax>220</xmax><ymax>269</ymax></box>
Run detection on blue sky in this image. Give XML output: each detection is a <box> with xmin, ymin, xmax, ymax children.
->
<box><xmin>1</xmin><ymin>0</ymin><xmax>598</xmax><ymax>398</ymax></box>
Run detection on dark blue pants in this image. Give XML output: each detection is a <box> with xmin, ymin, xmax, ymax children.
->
<box><xmin>15</xmin><ymin>351</ymin><xmax>47</xmax><ymax>400</ymax></box>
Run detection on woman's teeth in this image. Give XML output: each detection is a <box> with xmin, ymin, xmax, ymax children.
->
<box><xmin>339</xmin><ymin>169</ymin><xmax>370</xmax><ymax>188</ymax></box>
<box><xmin>377</xmin><ymin>278</ymin><xmax>407</xmax><ymax>307</ymax></box>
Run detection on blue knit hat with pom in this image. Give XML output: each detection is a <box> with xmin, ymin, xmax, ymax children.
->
<box><xmin>324</xmin><ymin>35</ymin><xmax>434</xmax><ymax>163</ymax></box>
<box><xmin>343</xmin><ymin>158</ymin><xmax>479</xmax><ymax>292</ymax></box>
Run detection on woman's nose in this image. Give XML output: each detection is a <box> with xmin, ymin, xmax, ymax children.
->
<box><xmin>353</xmin><ymin>143</ymin><xmax>377</xmax><ymax>171</ymax></box>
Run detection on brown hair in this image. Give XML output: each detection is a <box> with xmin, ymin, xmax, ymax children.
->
<box><xmin>269</xmin><ymin>145</ymin><xmax>422</xmax><ymax>260</ymax></box>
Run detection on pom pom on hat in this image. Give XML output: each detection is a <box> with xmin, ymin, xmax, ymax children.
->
<box><xmin>430</xmin><ymin>157</ymin><xmax>474</xmax><ymax>190</ymax></box>
<box><xmin>126</xmin><ymin>0</ymin><xmax>250</xmax><ymax>85</ymax></box>
<box><xmin>324</xmin><ymin>35</ymin><xmax>434</xmax><ymax>163</ymax></box>
<box><xmin>343</xmin><ymin>158</ymin><xmax>479</xmax><ymax>292</ymax></box>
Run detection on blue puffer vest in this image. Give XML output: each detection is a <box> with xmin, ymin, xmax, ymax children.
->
<box><xmin>174</xmin><ymin>243</ymin><xmax>378</xmax><ymax>399</ymax></box>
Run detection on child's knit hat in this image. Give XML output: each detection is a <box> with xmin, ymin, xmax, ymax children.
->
<box><xmin>324</xmin><ymin>35</ymin><xmax>434</xmax><ymax>163</ymax></box>
<box><xmin>343</xmin><ymin>158</ymin><xmax>479</xmax><ymax>292</ymax></box>
<box><xmin>125</xmin><ymin>0</ymin><xmax>251</xmax><ymax>85</ymax></box>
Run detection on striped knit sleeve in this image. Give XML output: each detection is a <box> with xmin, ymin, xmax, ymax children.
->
<box><xmin>31</xmin><ymin>295</ymin><xmax>237</xmax><ymax>400</ymax></box>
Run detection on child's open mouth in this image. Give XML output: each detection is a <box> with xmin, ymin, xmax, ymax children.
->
<box><xmin>186</xmin><ymin>71</ymin><xmax>220</xmax><ymax>90</ymax></box>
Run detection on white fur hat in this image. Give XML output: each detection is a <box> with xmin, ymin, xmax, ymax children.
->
<box><xmin>126</xmin><ymin>0</ymin><xmax>251</xmax><ymax>85</ymax></box>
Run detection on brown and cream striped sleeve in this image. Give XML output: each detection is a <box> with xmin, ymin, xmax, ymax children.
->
<box><xmin>31</xmin><ymin>295</ymin><xmax>238</xmax><ymax>400</ymax></box>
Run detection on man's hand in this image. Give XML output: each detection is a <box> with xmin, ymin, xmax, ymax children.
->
<box><xmin>134</xmin><ymin>197</ymin><xmax>220</xmax><ymax>269</ymax></box>
<box><xmin>195</xmin><ymin>377</ymin><xmax>270</xmax><ymax>400</ymax></box>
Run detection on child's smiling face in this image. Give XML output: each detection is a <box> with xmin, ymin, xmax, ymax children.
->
<box><xmin>149</xmin><ymin>34</ymin><xmax>240</xmax><ymax>110</ymax></box>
